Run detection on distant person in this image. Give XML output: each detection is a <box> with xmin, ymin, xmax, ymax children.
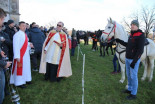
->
<box><xmin>71</xmin><ymin>36</ymin><xmax>77</xmax><ymax>56</ymax></box>
<box><xmin>111</xmin><ymin>54</ymin><xmax>121</xmax><ymax>74</ymax></box>
<box><xmin>4</xmin><ymin>20</ymin><xmax>16</xmax><ymax>61</ymax></box>
<box><xmin>29</xmin><ymin>22</ymin><xmax>45</xmax><ymax>71</ymax></box>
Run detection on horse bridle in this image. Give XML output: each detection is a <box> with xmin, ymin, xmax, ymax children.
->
<box><xmin>102</xmin><ymin>23</ymin><xmax>116</xmax><ymax>41</ymax></box>
<box><xmin>102</xmin><ymin>22</ymin><xmax>126</xmax><ymax>64</ymax></box>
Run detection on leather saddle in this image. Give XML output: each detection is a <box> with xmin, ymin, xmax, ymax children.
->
<box><xmin>145</xmin><ymin>38</ymin><xmax>149</xmax><ymax>46</ymax></box>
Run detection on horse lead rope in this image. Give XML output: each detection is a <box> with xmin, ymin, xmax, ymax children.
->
<box><xmin>115</xmin><ymin>43</ymin><xmax>126</xmax><ymax>64</ymax></box>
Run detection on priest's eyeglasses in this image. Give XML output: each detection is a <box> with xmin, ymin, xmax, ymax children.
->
<box><xmin>57</xmin><ymin>24</ymin><xmax>62</xmax><ymax>27</ymax></box>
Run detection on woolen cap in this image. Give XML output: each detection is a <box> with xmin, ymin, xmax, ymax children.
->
<box><xmin>131</xmin><ymin>20</ymin><xmax>139</xmax><ymax>28</ymax></box>
<box><xmin>7</xmin><ymin>20</ymin><xmax>14</xmax><ymax>25</ymax></box>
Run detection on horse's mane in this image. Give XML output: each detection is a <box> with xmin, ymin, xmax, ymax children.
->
<box><xmin>112</xmin><ymin>21</ymin><xmax>129</xmax><ymax>41</ymax></box>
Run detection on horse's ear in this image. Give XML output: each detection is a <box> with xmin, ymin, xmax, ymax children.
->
<box><xmin>110</xmin><ymin>17</ymin><xmax>112</xmax><ymax>23</ymax></box>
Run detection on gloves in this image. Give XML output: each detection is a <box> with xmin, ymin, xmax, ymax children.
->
<box><xmin>115</xmin><ymin>38</ymin><xmax>121</xmax><ymax>43</ymax></box>
<box><xmin>130</xmin><ymin>62</ymin><xmax>135</xmax><ymax>69</ymax></box>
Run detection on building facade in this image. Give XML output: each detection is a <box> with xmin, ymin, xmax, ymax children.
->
<box><xmin>0</xmin><ymin>0</ymin><xmax>19</xmax><ymax>24</ymax></box>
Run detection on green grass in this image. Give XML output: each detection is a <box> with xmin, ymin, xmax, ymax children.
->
<box><xmin>3</xmin><ymin>42</ymin><xmax>155</xmax><ymax>104</ymax></box>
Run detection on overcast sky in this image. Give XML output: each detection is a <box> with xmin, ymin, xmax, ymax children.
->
<box><xmin>19</xmin><ymin>0</ymin><xmax>155</xmax><ymax>31</ymax></box>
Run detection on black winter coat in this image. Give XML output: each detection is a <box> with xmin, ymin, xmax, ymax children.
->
<box><xmin>0</xmin><ymin>41</ymin><xmax>7</xmax><ymax>70</ymax></box>
<box><xmin>4</xmin><ymin>26</ymin><xmax>15</xmax><ymax>41</ymax></box>
<box><xmin>29</xmin><ymin>27</ymin><xmax>45</xmax><ymax>53</ymax></box>
<box><xmin>117</xmin><ymin>29</ymin><xmax>145</xmax><ymax>64</ymax></box>
<box><xmin>0</xmin><ymin>30</ymin><xmax>12</xmax><ymax>57</ymax></box>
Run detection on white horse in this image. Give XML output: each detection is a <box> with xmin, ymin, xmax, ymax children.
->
<box><xmin>101</xmin><ymin>18</ymin><xmax>155</xmax><ymax>83</ymax></box>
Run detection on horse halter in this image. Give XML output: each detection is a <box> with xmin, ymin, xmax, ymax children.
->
<box><xmin>102</xmin><ymin>23</ymin><xmax>116</xmax><ymax>41</ymax></box>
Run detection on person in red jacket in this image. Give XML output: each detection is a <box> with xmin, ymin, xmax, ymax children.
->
<box><xmin>116</xmin><ymin>20</ymin><xmax>145</xmax><ymax>100</ymax></box>
<box><xmin>71</xmin><ymin>36</ymin><xmax>77</xmax><ymax>56</ymax></box>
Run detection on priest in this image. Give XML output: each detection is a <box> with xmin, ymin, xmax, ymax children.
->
<box><xmin>39</xmin><ymin>21</ymin><xmax>72</xmax><ymax>82</ymax></box>
<box><xmin>10</xmin><ymin>21</ymin><xmax>33</xmax><ymax>88</ymax></box>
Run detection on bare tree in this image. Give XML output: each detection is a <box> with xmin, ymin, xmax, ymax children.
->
<box><xmin>46</xmin><ymin>18</ymin><xmax>58</xmax><ymax>28</ymax></box>
<box><xmin>142</xmin><ymin>6</ymin><xmax>155</xmax><ymax>37</ymax></box>
<box><xmin>122</xmin><ymin>17</ymin><xmax>131</xmax><ymax>31</ymax></box>
<box><xmin>122</xmin><ymin>6</ymin><xmax>155</xmax><ymax>37</ymax></box>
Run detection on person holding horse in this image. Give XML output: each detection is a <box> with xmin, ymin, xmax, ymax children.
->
<box><xmin>116</xmin><ymin>20</ymin><xmax>145</xmax><ymax>100</ymax></box>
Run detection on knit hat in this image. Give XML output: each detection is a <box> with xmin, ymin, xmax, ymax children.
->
<box><xmin>7</xmin><ymin>20</ymin><xmax>14</xmax><ymax>25</ymax></box>
<box><xmin>131</xmin><ymin>20</ymin><xmax>139</xmax><ymax>28</ymax></box>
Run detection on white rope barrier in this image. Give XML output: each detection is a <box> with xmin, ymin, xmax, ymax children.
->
<box><xmin>77</xmin><ymin>44</ymin><xmax>80</xmax><ymax>61</ymax></box>
<box><xmin>82</xmin><ymin>54</ymin><xmax>85</xmax><ymax>104</ymax></box>
<box><xmin>76</xmin><ymin>44</ymin><xmax>85</xmax><ymax>104</ymax></box>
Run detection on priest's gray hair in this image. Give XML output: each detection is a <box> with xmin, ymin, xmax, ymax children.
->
<box><xmin>58</xmin><ymin>21</ymin><xmax>64</xmax><ymax>27</ymax></box>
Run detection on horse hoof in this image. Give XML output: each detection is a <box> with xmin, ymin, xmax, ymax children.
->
<box><xmin>141</xmin><ymin>77</ymin><xmax>145</xmax><ymax>81</ymax></box>
<box><xmin>149</xmin><ymin>78</ymin><xmax>152</xmax><ymax>82</ymax></box>
<box><xmin>125</xmin><ymin>85</ymin><xmax>128</xmax><ymax>89</ymax></box>
<box><xmin>119</xmin><ymin>80</ymin><xmax>124</xmax><ymax>83</ymax></box>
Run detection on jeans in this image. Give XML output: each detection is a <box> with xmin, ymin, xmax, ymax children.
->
<box><xmin>71</xmin><ymin>48</ymin><xmax>75</xmax><ymax>56</ymax></box>
<box><xmin>0</xmin><ymin>70</ymin><xmax>5</xmax><ymax>104</ymax></box>
<box><xmin>125</xmin><ymin>58</ymin><xmax>140</xmax><ymax>95</ymax></box>
<box><xmin>113</xmin><ymin>54</ymin><xmax>121</xmax><ymax>72</ymax></box>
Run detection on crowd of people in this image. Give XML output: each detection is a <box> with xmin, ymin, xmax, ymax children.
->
<box><xmin>0</xmin><ymin>6</ymin><xmax>150</xmax><ymax>103</ymax></box>
<box><xmin>0</xmin><ymin>8</ymin><xmax>78</xmax><ymax>104</ymax></box>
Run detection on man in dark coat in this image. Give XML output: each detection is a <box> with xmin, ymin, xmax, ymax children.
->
<box><xmin>116</xmin><ymin>20</ymin><xmax>145</xmax><ymax>100</ymax></box>
<box><xmin>25</xmin><ymin>23</ymin><xmax>30</xmax><ymax>37</ymax></box>
<box><xmin>0</xmin><ymin>8</ymin><xmax>12</xmax><ymax>104</ymax></box>
<box><xmin>4</xmin><ymin>20</ymin><xmax>16</xmax><ymax>61</ymax></box>
<box><xmin>0</xmin><ymin>27</ymin><xmax>12</xmax><ymax>57</ymax></box>
<box><xmin>0</xmin><ymin>24</ymin><xmax>12</xmax><ymax>96</ymax></box>
<box><xmin>29</xmin><ymin>23</ymin><xmax>45</xmax><ymax>71</ymax></box>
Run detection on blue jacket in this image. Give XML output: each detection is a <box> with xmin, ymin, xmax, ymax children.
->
<box><xmin>29</xmin><ymin>27</ymin><xmax>45</xmax><ymax>53</ymax></box>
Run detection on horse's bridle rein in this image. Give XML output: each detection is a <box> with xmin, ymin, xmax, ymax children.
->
<box><xmin>102</xmin><ymin>23</ymin><xmax>116</xmax><ymax>41</ymax></box>
<box><xmin>102</xmin><ymin>22</ymin><xmax>126</xmax><ymax>64</ymax></box>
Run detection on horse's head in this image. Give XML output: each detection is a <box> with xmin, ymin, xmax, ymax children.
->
<box><xmin>101</xmin><ymin>18</ymin><xmax>116</xmax><ymax>42</ymax></box>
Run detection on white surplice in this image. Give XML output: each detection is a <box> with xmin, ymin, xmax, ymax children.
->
<box><xmin>44</xmin><ymin>32</ymin><xmax>62</xmax><ymax>64</ymax></box>
<box><xmin>39</xmin><ymin>30</ymin><xmax>72</xmax><ymax>77</ymax></box>
<box><xmin>10</xmin><ymin>30</ymin><xmax>32</xmax><ymax>86</ymax></box>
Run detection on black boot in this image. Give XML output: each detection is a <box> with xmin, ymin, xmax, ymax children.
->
<box><xmin>126</xmin><ymin>94</ymin><xmax>136</xmax><ymax>100</ymax></box>
<box><xmin>17</xmin><ymin>85</ymin><xmax>26</xmax><ymax>89</ymax></box>
<box><xmin>122</xmin><ymin>89</ymin><xmax>131</xmax><ymax>94</ymax></box>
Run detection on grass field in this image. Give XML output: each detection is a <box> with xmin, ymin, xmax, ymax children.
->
<box><xmin>3</xmin><ymin>42</ymin><xmax>155</xmax><ymax>104</ymax></box>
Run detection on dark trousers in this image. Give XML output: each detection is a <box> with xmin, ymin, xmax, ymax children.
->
<box><xmin>45</xmin><ymin>63</ymin><xmax>59</xmax><ymax>82</ymax></box>
<box><xmin>71</xmin><ymin>48</ymin><xmax>75</xmax><ymax>56</ymax></box>
<box><xmin>92</xmin><ymin>41</ymin><xmax>97</xmax><ymax>50</ymax></box>
<box><xmin>31</xmin><ymin>52</ymin><xmax>41</xmax><ymax>69</ymax></box>
<box><xmin>0</xmin><ymin>70</ymin><xmax>5</xmax><ymax>104</ymax></box>
<box><xmin>84</xmin><ymin>37</ymin><xmax>88</xmax><ymax>45</ymax></box>
<box><xmin>113</xmin><ymin>54</ymin><xmax>121</xmax><ymax>72</ymax></box>
<box><xmin>9</xmin><ymin>48</ymin><xmax>13</xmax><ymax>61</ymax></box>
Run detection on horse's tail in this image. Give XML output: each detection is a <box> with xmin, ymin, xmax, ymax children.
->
<box><xmin>146</xmin><ymin>56</ymin><xmax>151</xmax><ymax>78</ymax></box>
